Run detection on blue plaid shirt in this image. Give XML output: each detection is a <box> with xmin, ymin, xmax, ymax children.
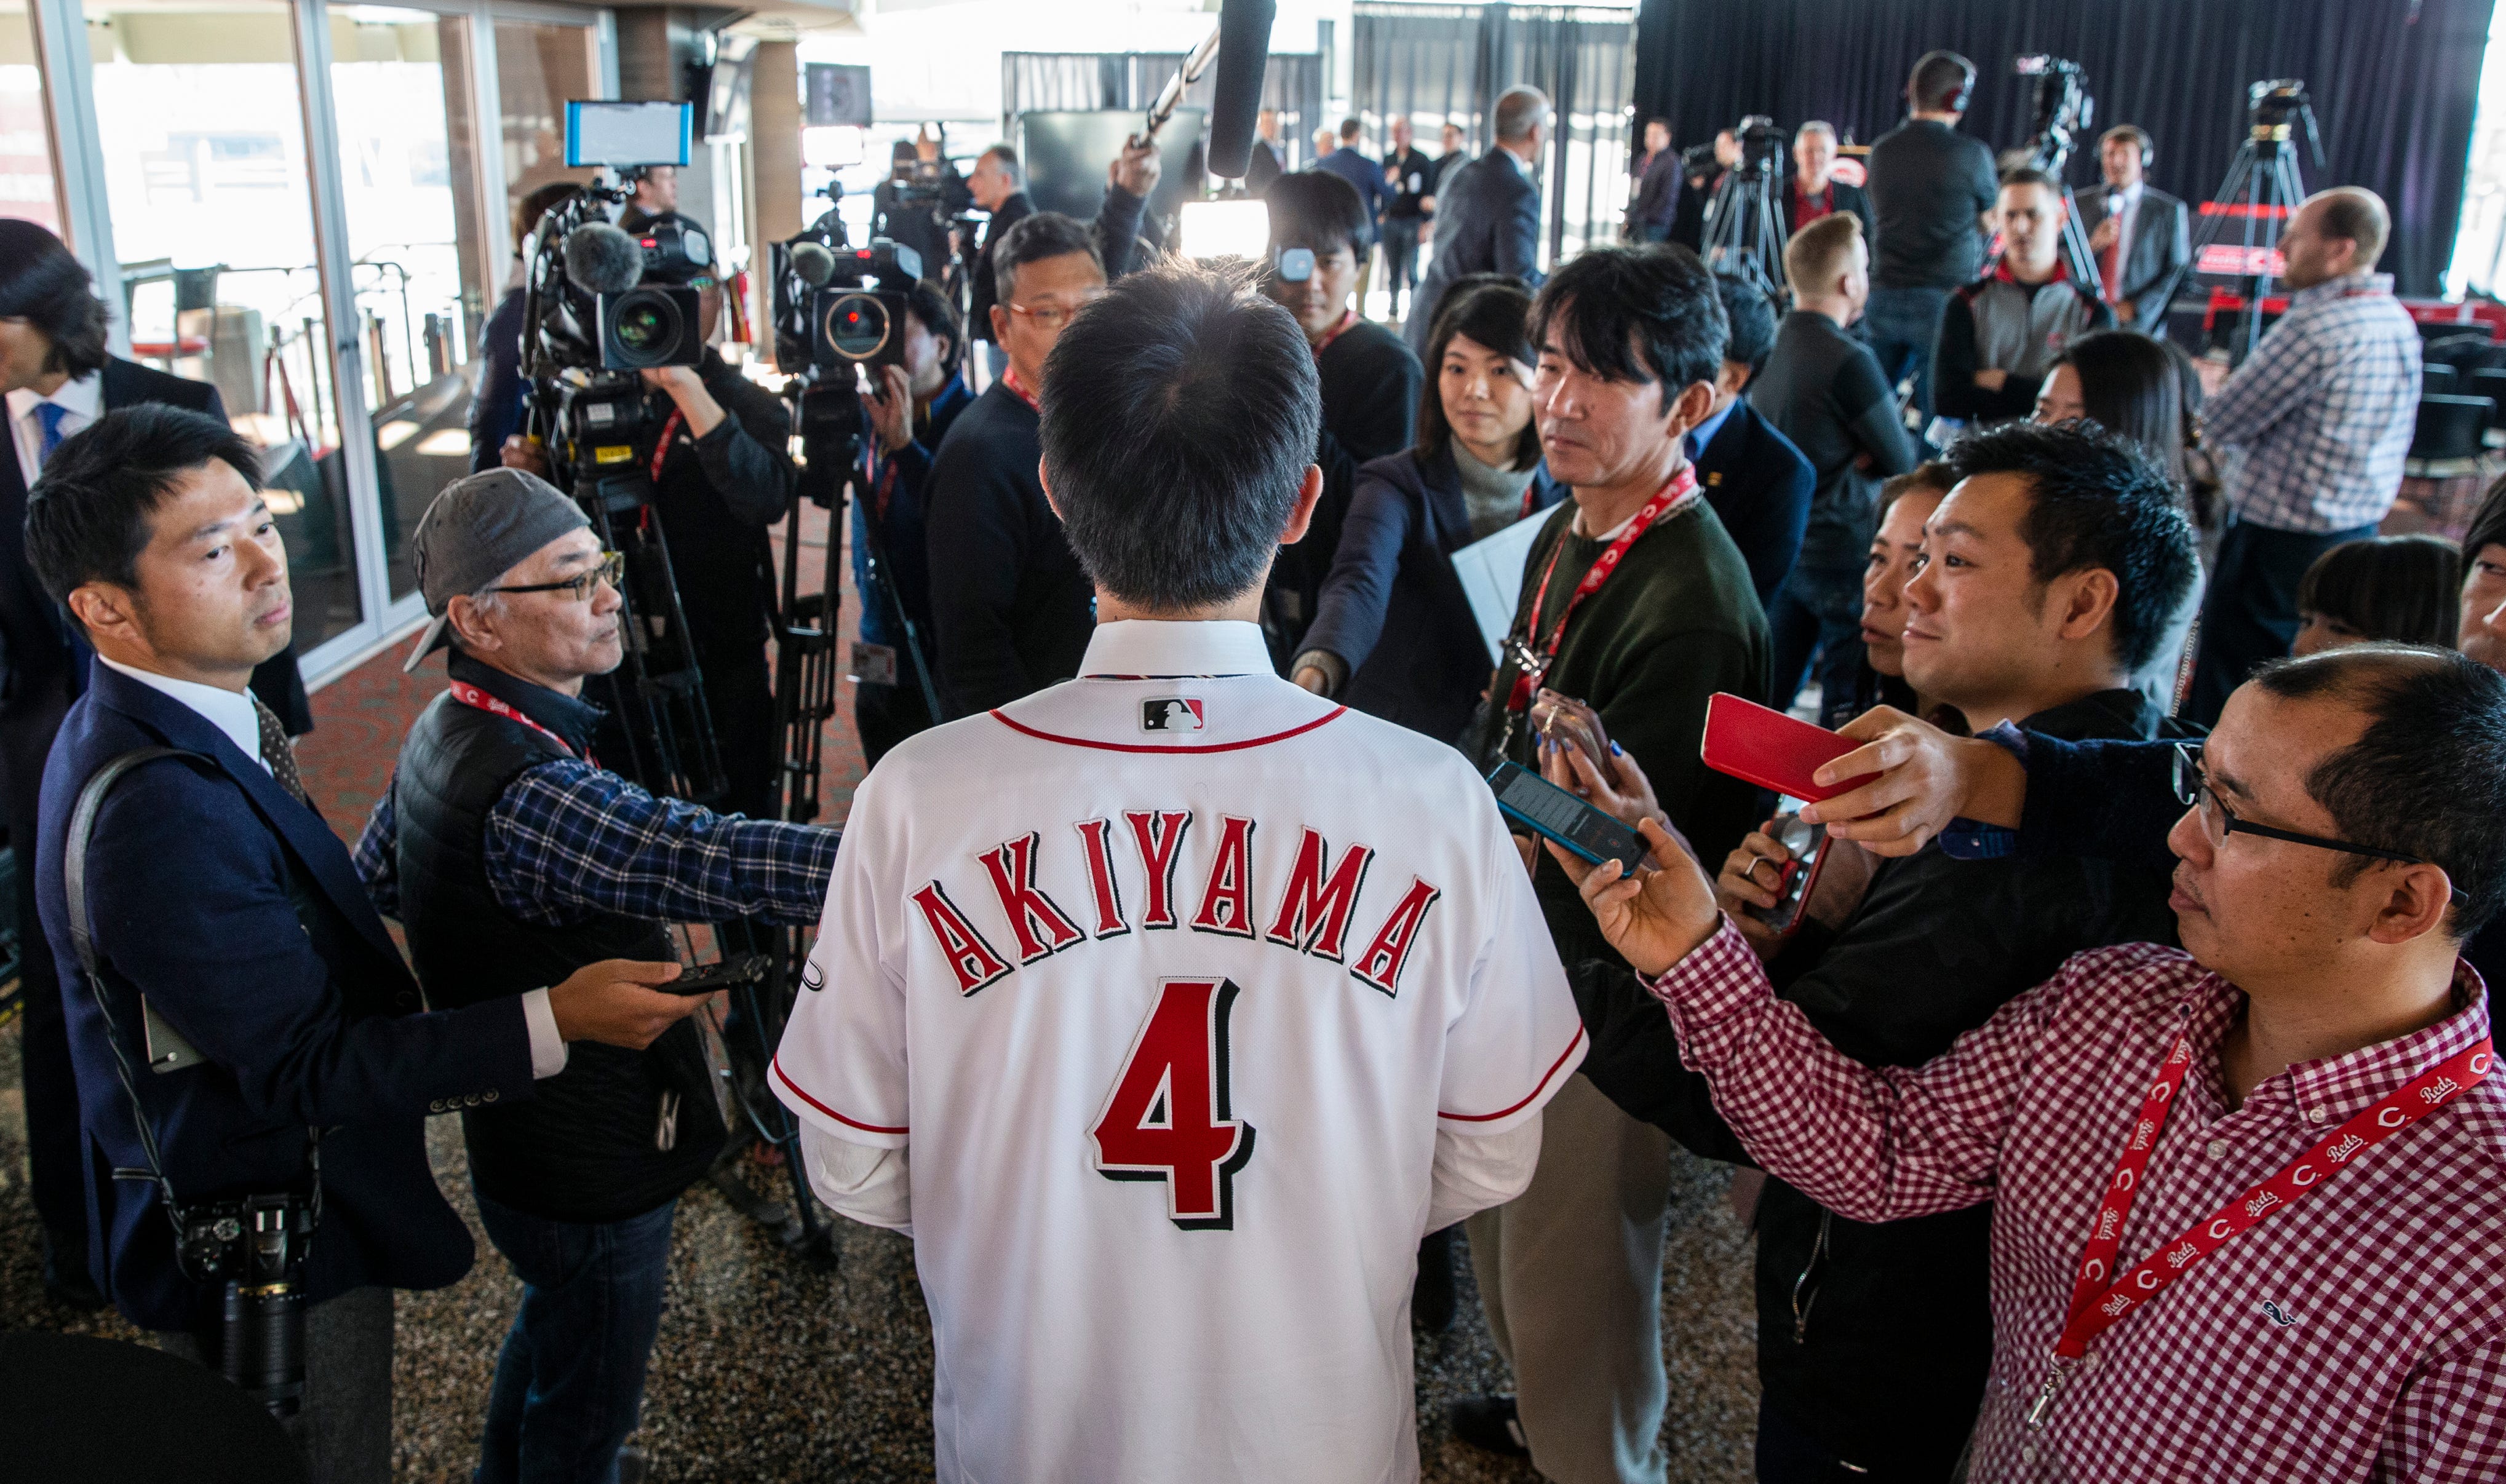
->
<box><xmin>2204</xmin><ymin>271</ymin><xmax>2420</xmax><ymax>534</ymax></box>
<box><xmin>357</xmin><ymin>756</ymin><xmax>839</xmax><ymax>929</ymax></box>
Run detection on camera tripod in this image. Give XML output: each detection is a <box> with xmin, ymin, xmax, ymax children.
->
<box><xmin>1700</xmin><ymin>159</ymin><xmax>1789</xmax><ymax>300</ymax></box>
<box><xmin>2167</xmin><ymin>81</ymin><xmax>2323</xmax><ymax>362</ymax></box>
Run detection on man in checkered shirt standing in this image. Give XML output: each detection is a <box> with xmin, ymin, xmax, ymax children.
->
<box><xmin>1553</xmin><ymin>644</ymin><xmax>2506</xmax><ymax>1481</ymax></box>
<box><xmin>2186</xmin><ymin>187</ymin><xmax>2420</xmax><ymax>725</ymax></box>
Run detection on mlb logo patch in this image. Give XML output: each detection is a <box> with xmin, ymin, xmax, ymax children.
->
<box><xmin>1141</xmin><ymin>697</ymin><xmax>1206</xmax><ymax>732</ymax></box>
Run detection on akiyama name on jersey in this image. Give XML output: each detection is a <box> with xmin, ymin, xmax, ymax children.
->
<box><xmin>906</xmin><ymin>810</ymin><xmax>1441</xmax><ymax>999</ymax></box>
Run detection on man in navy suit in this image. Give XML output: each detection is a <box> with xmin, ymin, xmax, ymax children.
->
<box><xmin>0</xmin><ymin>220</ymin><xmax>310</xmax><ymax>1309</ymax></box>
<box><xmin>28</xmin><ymin>406</ymin><xmax>702</xmax><ymax>1483</ymax></box>
<box><xmin>1406</xmin><ymin>86</ymin><xmax>1549</xmax><ymax>357</ymax></box>
<box><xmin>1694</xmin><ymin>272</ymin><xmax>1816</xmax><ymax>609</ymax></box>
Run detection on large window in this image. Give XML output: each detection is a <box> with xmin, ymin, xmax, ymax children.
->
<box><xmin>0</xmin><ymin>0</ymin><xmax>60</xmax><ymax>231</ymax></box>
<box><xmin>86</xmin><ymin>0</ymin><xmax>364</xmax><ymax>648</ymax></box>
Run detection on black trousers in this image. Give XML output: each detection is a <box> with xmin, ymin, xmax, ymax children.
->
<box><xmin>2185</xmin><ymin>517</ymin><xmax>2377</xmax><ymax>727</ymax></box>
<box><xmin>699</xmin><ymin>638</ymin><xmax>778</xmax><ymax>822</ymax></box>
<box><xmin>1383</xmin><ymin>220</ymin><xmax>1423</xmax><ymax>318</ymax></box>
<box><xmin>853</xmin><ymin>678</ymin><xmax>936</xmax><ymax>772</ymax></box>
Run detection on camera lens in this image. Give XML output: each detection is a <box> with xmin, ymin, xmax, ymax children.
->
<box><xmin>607</xmin><ymin>289</ymin><xmax>684</xmax><ymax>368</ymax></box>
<box><xmin>825</xmin><ymin>292</ymin><xmax>891</xmax><ymax>361</ymax></box>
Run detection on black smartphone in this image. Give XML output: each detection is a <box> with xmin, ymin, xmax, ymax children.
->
<box><xmin>1487</xmin><ymin>760</ymin><xmax>1647</xmax><ymax>873</ymax></box>
<box><xmin>664</xmin><ymin>953</ymin><xmax>770</xmax><ymax>997</ymax></box>
<box><xmin>1753</xmin><ymin>815</ymin><xmax>1831</xmax><ymax>938</ymax></box>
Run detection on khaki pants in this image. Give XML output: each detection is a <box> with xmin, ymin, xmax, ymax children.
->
<box><xmin>1468</xmin><ymin>1073</ymin><xmax>1674</xmax><ymax>1484</ymax></box>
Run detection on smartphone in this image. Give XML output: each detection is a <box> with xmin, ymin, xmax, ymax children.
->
<box><xmin>1752</xmin><ymin>815</ymin><xmax>1831</xmax><ymax>939</ymax></box>
<box><xmin>664</xmin><ymin>953</ymin><xmax>770</xmax><ymax>998</ymax></box>
<box><xmin>1487</xmin><ymin>760</ymin><xmax>1647</xmax><ymax>873</ymax></box>
<box><xmin>1700</xmin><ymin>692</ymin><xmax>1875</xmax><ymax>803</ymax></box>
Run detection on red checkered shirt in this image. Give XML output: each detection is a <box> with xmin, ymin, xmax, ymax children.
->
<box><xmin>1647</xmin><ymin>921</ymin><xmax>2506</xmax><ymax>1482</ymax></box>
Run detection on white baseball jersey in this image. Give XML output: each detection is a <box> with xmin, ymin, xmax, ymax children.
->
<box><xmin>774</xmin><ymin>619</ymin><xmax>1583</xmax><ymax>1483</ymax></box>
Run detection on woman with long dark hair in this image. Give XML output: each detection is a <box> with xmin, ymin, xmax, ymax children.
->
<box><xmin>1291</xmin><ymin>274</ymin><xmax>1565</xmax><ymax>742</ymax></box>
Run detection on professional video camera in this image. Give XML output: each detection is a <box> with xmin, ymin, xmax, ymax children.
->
<box><xmin>1731</xmin><ymin>115</ymin><xmax>1786</xmax><ymax>178</ymax></box>
<box><xmin>1700</xmin><ymin>115</ymin><xmax>1791</xmax><ymax>295</ymax></box>
<box><xmin>2016</xmin><ymin>54</ymin><xmax>2094</xmax><ymax>176</ymax></box>
<box><xmin>807</xmin><ymin>239</ymin><xmax>927</xmax><ymax>373</ymax></box>
<box><xmin>2248</xmin><ymin>79</ymin><xmax>2325</xmax><ymax>162</ymax></box>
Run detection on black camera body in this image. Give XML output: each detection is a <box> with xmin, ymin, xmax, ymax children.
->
<box><xmin>1733</xmin><ymin>115</ymin><xmax>1786</xmax><ymax>178</ymax></box>
<box><xmin>598</xmin><ymin>285</ymin><xmax>705</xmax><ymax>371</ymax></box>
<box><xmin>178</xmin><ymin>1189</ymin><xmax>316</xmax><ymax>1417</ymax></box>
<box><xmin>811</xmin><ymin>238</ymin><xmax>926</xmax><ymax>372</ymax></box>
<box><xmin>2017</xmin><ymin>55</ymin><xmax>2094</xmax><ymax>174</ymax></box>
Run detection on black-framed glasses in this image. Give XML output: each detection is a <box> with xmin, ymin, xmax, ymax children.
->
<box><xmin>487</xmin><ymin>550</ymin><xmax>623</xmax><ymax>603</ymax></box>
<box><xmin>2170</xmin><ymin>743</ymin><xmax>2468</xmax><ymax>907</ymax></box>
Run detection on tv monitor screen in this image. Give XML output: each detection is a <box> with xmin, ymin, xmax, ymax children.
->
<box><xmin>1015</xmin><ymin>109</ymin><xmax>1205</xmax><ymax>224</ymax></box>
<box><xmin>565</xmin><ymin>101</ymin><xmax>692</xmax><ymax>169</ymax></box>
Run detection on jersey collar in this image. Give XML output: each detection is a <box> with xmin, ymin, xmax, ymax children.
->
<box><xmin>1081</xmin><ymin>619</ymin><xmax>1273</xmax><ymax>678</ymax></box>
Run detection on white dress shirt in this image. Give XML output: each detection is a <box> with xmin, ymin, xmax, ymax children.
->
<box><xmin>97</xmin><ymin>654</ymin><xmax>567</xmax><ymax>1076</ymax></box>
<box><xmin>7</xmin><ymin>371</ymin><xmax>103</xmax><ymax>486</ymax></box>
<box><xmin>2106</xmin><ymin>180</ymin><xmax>2144</xmax><ymax>287</ymax></box>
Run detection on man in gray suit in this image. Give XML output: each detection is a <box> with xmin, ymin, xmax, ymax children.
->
<box><xmin>2084</xmin><ymin>124</ymin><xmax>2191</xmax><ymax>334</ymax></box>
<box><xmin>1405</xmin><ymin>85</ymin><xmax>1548</xmax><ymax>349</ymax></box>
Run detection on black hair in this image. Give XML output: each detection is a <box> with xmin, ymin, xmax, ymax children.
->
<box><xmin>24</xmin><ymin>404</ymin><xmax>265</xmax><ymax>606</ymax></box>
<box><xmin>1712</xmin><ymin>272</ymin><xmax>1777</xmax><ymax>379</ymax></box>
<box><xmin>2049</xmin><ymin>330</ymin><xmax>2187</xmax><ymax>488</ymax></box>
<box><xmin>511</xmin><ymin>180</ymin><xmax>584</xmax><ymax>250</ymax></box>
<box><xmin>0</xmin><ymin>220</ymin><xmax>110</xmax><ymax>381</ymax></box>
<box><xmin>1878</xmin><ymin>461</ymin><xmax>1956</xmax><ymax>517</ymax></box>
<box><xmin>1943</xmin><ymin>418</ymin><xmax>2198</xmax><ymax>674</ymax></box>
<box><xmin>1039</xmin><ymin>261</ymin><xmax>1319</xmax><ymax>611</ymax></box>
<box><xmin>1417</xmin><ymin>275</ymin><xmax>1541</xmax><ymax>470</ymax></box>
<box><xmin>992</xmin><ymin>210</ymin><xmax>1102</xmax><ymax>308</ymax></box>
<box><xmin>1999</xmin><ymin>165</ymin><xmax>2062</xmax><ymax>196</ymax></box>
<box><xmin>904</xmin><ymin>277</ymin><xmax>963</xmax><ymax>378</ymax></box>
<box><xmin>2464</xmin><ymin>475</ymin><xmax>2506</xmax><ymax>565</ymax></box>
<box><xmin>1263</xmin><ymin>169</ymin><xmax>1373</xmax><ymax>258</ymax></box>
<box><xmin>1527</xmin><ymin>243</ymin><xmax>1727</xmax><ymax>414</ymax></box>
<box><xmin>2296</xmin><ymin>536</ymin><xmax>2464</xmax><ymax>649</ymax></box>
<box><xmin>2249</xmin><ymin>646</ymin><xmax>2506</xmax><ymax>934</ymax></box>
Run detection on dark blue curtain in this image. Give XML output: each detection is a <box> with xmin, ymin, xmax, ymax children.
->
<box><xmin>1631</xmin><ymin>0</ymin><xmax>2494</xmax><ymax>296</ymax></box>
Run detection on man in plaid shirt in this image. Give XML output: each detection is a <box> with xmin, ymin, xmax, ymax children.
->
<box><xmin>1554</xmin><ymin>646</ymin><xmax>2506</xmax><ymax>1482</ymax></box>
<box><xmin>2186</xmin><ymin>188</ymin><xmax>2420</xmax><ymax>724</ymax></box>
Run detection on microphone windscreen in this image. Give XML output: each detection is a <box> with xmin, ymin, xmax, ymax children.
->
<box><xmin>1204</xmin><ymin>0</ymin><xmax>1276</xmax><ymax>180</ymax></box>
<box><xmin>563</xmin><ymin>222</ymin><xmax>645</xmax><ymax>295</ymax></box>
<box><xmin>790</xmin><ymin>240</ymin><xmax>838</xmax><ymax>287</ymax></box>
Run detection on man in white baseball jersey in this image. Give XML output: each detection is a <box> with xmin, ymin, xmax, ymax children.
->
<box><xmin>773</xmin><ymin>263</ymin><xmax>1585</xmax><ymax>1482</ymax></box>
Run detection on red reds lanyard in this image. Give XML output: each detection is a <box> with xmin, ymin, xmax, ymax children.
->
<box><xmin>649</xmin><ymin>408</ymin><xmax>684</xmax><ymax>484</ymax></box>
<box><xmin>2024</xmin><ymin>1025</ymin><xmax>2493</xmax><ymax>1429</ymax></box>
<box><xmin>1503</xmin><ymin>465</ymin><xmax>1698</xmax><ymax>714</ymax></box>
<box><xmin>1311</xmin><ymin>310</ymin><xmax>1359</xmax><ymax>361</ymax></box>
<box><xmin>449</xmin><ymin>680</ymin><xmax>588</xmax><ymax>764</ymax></box>
<box><xmin>1000</xmin><ymin>365</ymin><xmax>1041</xmax><ymax>413</ymax></box>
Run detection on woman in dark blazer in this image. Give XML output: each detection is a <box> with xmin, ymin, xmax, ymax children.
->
<box><xmin>1292</xmin><ymin>275</ymin><xmax>1566</xmax><ymax>744</ymax></box>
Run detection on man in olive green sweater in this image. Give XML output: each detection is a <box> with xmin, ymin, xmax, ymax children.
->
<box><xmin>1454</xmin><ymin>244</ymin><xmax>1771</xmax><ymax>1484</ymax></box>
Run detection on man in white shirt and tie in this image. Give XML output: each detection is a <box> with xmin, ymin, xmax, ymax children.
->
<box><xmin>2085</xmin><ymin>125</ymin><xmax>2191</xmax><ymax>333</ymax></box>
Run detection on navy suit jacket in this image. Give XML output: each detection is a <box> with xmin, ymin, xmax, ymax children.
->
<box><xmin>1694</xmin><ymin>399</ymin><xmax>1816</xmax><ymax>609</ymax></box>
<box><xmin>1406</xmin><ymin>150</ymin><xmax>1544</xmax><ymax>355</ymax></box>
<box><xmin>38</xmin><ymin>664</ymin><xmax>535</xmax><ymax>1331</ymax></box>
<box><xmin>1316</xmin><ymin>148</ymin><xmax>1393</xmax><ymax>234</ymax></box>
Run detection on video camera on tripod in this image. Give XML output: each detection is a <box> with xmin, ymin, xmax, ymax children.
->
<box><xmin>2010</xmin><ymin>55</ymin><xmax>2102</xmax><ymax>293</ymax></box>
<box><xmin>1732</xmin><ymin>116</ymin><xmax>1786</xmax><ymax>178</ymax></box>
<box><xmin>1701</xmin><ymin>114</ymin><xmax>1791</xmax><ymax>296</ymax></box>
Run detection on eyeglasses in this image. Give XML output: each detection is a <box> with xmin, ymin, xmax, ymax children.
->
<box><xmin>487</xmin><ymin>549</ymin><xmax>623</xmax><ymax>603</ymax></box>
<box><xmin>2170</xmin><ymin>743</ymin><xmax>2468</xmax><ymax>907</ymax></box>
<box><xmin>1006</xmin><ymin>291</ymin><xmax>1107</xmax><ymax>332</ymax></box>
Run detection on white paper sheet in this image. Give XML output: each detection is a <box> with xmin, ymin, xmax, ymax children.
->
<box><xmin>1450</xmin><ymin>507</ymin><xmax>1557</xmax><ymax>665</ymax></box>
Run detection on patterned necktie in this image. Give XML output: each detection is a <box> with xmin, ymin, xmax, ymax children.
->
<box><xmin>253</xmin><ymin>694</ymin><xmax>311</xmax><ymax>808</ymax></box>
<box><xmin>34</xmin><ymin>402</ymin><xmax>69</xmax><ymax>467</ymax></box>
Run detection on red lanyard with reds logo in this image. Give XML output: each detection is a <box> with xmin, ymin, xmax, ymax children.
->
<box><xmin>449</xmin><ymin>680</ymin><xmax>590</xmax><ymax>764</ymax></box>
<box><xmin>649</xmin><ymin>408</ymin><xmax>684</xmax><ymax>485</ymax></box>
<box><xmin>2025</xmin><ymin>1026</ymin><xmax>2493</xmax><ymax>1428</ymax></box>
<box><xmin>1504</xmin><ymin>466</ymin><xmax>1697</xmax><ymax>713</ymax></box>
<box><xmin>1000</xmin><ymin>365</ymin><xmax>1041</xmax><ymax>413</ymax></box>
<box><xmin>1311</xmin><ymin>309</ymin><xmax>1359</xmax><ymax>361</ymax></box>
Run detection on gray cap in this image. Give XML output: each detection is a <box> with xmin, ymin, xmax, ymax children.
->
<box><xmin>401</xmin><ymin>467</ymin><xmax>591</xmax><ymax>673</ymax></box>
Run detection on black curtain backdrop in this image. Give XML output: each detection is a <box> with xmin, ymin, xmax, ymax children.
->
<box><xmin>1630</xmin><ymin>0</ymin><xmax>2494</xmax><ymax>296</ymax></box>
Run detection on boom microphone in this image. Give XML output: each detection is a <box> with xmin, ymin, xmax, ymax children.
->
<box><xmin>563</xmin><ymin>221</ymin><xmax>645</xmax><ymax>295</ymax></box>
<box><xmin>789</xmin><ymin>240</ymin><xmax>838</xmax><ymax>288</ymax></box>
<box><xmin>1203</xmin><ymin>0</ymin><xmax>1276</xmax><ymax>180</ymax></box>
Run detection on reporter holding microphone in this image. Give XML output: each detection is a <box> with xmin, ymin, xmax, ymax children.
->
<box><xmin>27</xmin><ymin>410</ymin><xmax>703</xmax><ymax>1484</ymax></box>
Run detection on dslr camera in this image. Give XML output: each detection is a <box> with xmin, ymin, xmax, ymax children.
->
<box><xmin>179</xmin><ymin>1189</ymin><xmax>317</xmax><ymax>1416</ymax></box>
<box><xmin>811</xmin><ymin>239</ymin><xmax>926</xmax><ymax>372</ymax></box>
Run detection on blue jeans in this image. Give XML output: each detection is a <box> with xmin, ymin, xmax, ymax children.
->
<box><xmin>473</xmin><ymin>1189</ymin><xmax>678</xmax><ymax>1484</ymax></box>
<box><xmin>1860</xmin><ymin>286</ymin><xmax>1952</xmax><ymax>427</ymax></box>
<box><xmin>1768</xmin><ymin>561</ymin><xmax>1866</xmax><ymax>721</ymax></box>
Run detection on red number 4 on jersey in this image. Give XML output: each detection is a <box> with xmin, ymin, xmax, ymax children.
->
<box><xmin>1093</xmin><ymin>977</ymin><xmax>1257</xmax><ymax>1231</ymax></box>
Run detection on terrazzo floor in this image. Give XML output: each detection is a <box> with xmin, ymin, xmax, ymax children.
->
<box><xmin>0</xmin><ymin>504</ymin><xmax>1763</xmax><ymax>1481</ymax></box>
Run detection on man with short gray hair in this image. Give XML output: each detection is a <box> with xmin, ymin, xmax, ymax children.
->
<box><xmin>1784</xmin><ymin>119</ymin><xmax>1874</xmax><ymax>244</ymax></box>
<box><xmin>1406</xmin><ymin>84</ymin><xmax>1549</xmax><ymax>352</ymax></box>
<box><xmin>356</xmin><ymin>468</ymin><xmax>841</xmax><ymax>1483</ymax></box>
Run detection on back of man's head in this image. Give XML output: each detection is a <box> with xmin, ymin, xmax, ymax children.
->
<box><xmin>1944</xmin><ymin>419</ymin><xmax>2198</xmax><ymax>675</ymax></box>
<box><xmin>993</xmin><ymin>210</ymin><xmax>1100</xmax><ymax>307</ymax></box>
<box><xmin>1712</xmin><ymin>274</ymin><xmax>1777</xmax><ymax>379</ymax></box>
<box><xmin>1040</xmin><ymin>263</ymin><xmax>1320</xmax><ymax>613</ymax></box>
<box><xmin>1909</xmin><ymin>50</ymin><xmax>1975</xmax><ymax>115</ymax></box>
<box><xmin>26</xmin><ymin>404</ymin><xmax>263</xmax><ymax>606</ymax></box>
<box><xmin>1784</xmin><ymin>211</ymin><xmax>1863</xmax><ymax>296</ymax></box>
<box><xmin>1530</xmin><ymin>244</ymin><xmax>1727</xmax><ymax>408</ymax></box>
<box><xmin>2312</xmin><ymin>187</ymin><xmax>2391</xmax><ymax>271</ymax></box>
<box><xmin>1339</xmin><ymin>117</ymin><xmax>1362</xmax><ymax>143</ymax></box>
<box><xmin>1494</xmin><ymin>86</ymin><xmax>1549</xmax><ymax>145</ymax></box>
<box><xmin>1265</xmin><ymin>170</ymin><xmax>1372</xmax><ymax>260</ymax></box>
<box><xmin>2248</xmin><ymin>645</ymin><xmax>2506</xmax><ymax>936</ymax></box>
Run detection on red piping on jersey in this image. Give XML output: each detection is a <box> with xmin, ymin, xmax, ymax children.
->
<box><xmin>987</xmin><ymin>706</ymin><xmax>1349</xmax><ymax>753</ymax></box>
<box><xmin>1439</xmin><ymin>1025</ymin><xmax>1587</xmax><ymax>1123</ymax></box>
<box><xmin>773</xmin><ymin>1055</ymin><xmax>908</xmax><ymax>1136</ymax></box>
